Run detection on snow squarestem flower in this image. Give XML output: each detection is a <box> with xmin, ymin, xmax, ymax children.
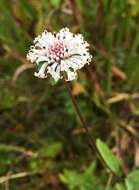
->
<box><xmin>27</xmin><ymin>27</ymin><xmax>122</xmax><ymax>180</ymax></box>
<box><xmin>27</xmin><ymin>28</ymin><xmax>92</xmax><ymax>81</ymax></box>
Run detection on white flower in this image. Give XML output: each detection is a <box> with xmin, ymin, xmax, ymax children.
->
<box><xmin>27</xmin><ymin>28</ymin><xmax>92</xmax><ymax>82</ymax></box>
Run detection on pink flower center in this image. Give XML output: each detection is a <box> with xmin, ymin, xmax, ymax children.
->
<box><xmin>48</xmin><ymin>43</ymin><xmax>66</xmax><ymax>60</ymax></box>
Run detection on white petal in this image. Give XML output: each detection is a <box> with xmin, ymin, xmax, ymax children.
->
<box><xmin>66</xmin><ymin>70</ymin><xmax>77</xmax><ymax>81</ymax></box>
<box><xmin>34</xmin><ymin>63</ymin><xmax>47</xmax><ymax>78</ymax></box>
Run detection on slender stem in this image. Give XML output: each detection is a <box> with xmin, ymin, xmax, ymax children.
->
<box><xmin>63</xmin><ymin>76</ymin><xmax>121</xmax><ymax>179</ymax></box>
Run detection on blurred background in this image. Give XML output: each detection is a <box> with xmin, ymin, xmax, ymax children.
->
<box><xmin>0</xmin><ymin>0</ymin><xmax>139</xmax><ymax>189</ymax></box>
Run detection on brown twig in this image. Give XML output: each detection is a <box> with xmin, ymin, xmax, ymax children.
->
<box><xmin>0</xmin><ymin>172</ymin><xmax>38</xmax><ymax>184</ymax></box>
<box><xmin>0</xmin><ymin>144</ymin><xmax>37</xmax><ymax>158</ymax></box>
<box><xmin>105</xmin><ymin>173</ymin><xmax>113</xmax><ymax>190</ymax></box>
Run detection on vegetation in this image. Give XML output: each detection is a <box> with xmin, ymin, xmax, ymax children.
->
<box><xmin>0</xmin><ymin>0</ymin><xmax>139</xmax><ymax>189</ymax></box>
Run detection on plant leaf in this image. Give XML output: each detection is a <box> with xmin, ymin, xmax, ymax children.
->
<box><xmin>38</xmin><ymin>142</ymin><xmax>63</xmax><ymax>158</ymax></box>
<box><xmin>51</xmin><ymin>0</ymin><xmax>61</xmax><ymax>7</ymax></box>
<box><xmin>96</xmin><ymin>139</ymin><xmax>122</xmax><ymax>175</ymax></box>
<box><xmin>126</xmin><ymin>169</ymin><xmax>139</xmax><ymax>190</ymax></box>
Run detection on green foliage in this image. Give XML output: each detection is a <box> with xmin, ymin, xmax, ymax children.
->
<box><xmin>29</xmin><ymin>159</ymin><xmax>50</xmax><ymax>173</ymax></box>
<box><xmin>96</xmin><ymin>139</ymin><xmax>122</xmax><ymax>176</ymax></box>
<box><xmin>129</xmin><ymin>0</ymin><xmax>139</xmax><ymax>17</ymax></box>
<box><xmin>125</xmin><ymin>170</ymin><xmax>139</xmax><ymax>190</ymax></box>
<box><xmin>0</xmin><ymin>89</ymin><xmax>16</xmax><ymax>109</ymax></box>
<box><xmin>28</xmin><ymin>142</ymin><xmax>62</xmax><ymax>173</ymax></box>
<box><xmin>50</xmin><ymin>0</ymin><xmax>61</xmax><ymax>7</ymax></box>
<box><xmin>114</xmin><ymin>183</ymin><xmax>126</xmax><ymax>190</ymax></box>
<box><xmin>59</xmin><ymin>162</ymin><xmax>104</xmax><ymax>190</ymax></box>
<box><xmin>38</xmin><ymin>141</ymin><xmax>63</xmax><ymax>158</ymax></box>
<box><xmin>19</xmin><ymin>0</ymin><xmax>37</xmax><ymax>20</ymax></box>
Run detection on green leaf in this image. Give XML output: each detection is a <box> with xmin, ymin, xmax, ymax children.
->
<box><xmin>59</xmin><ymin>170</ymin><xmax>83</xmax><ymax>190</ymax></box>
<box><xmin>96</xmin><ymin>139</ymin><xmax>122</xmax><ymax>175</ymax></box>
<box><xmin>126</xmin><ymin>170</ymin><xmax>139</xmax><ymax>190</ymax></box>
<box><xmin>51</xmin><ymin>0</ymin><xmax>61</xmax><ymax>7</ymax></box>
<box><xmin>115</xmin><ymin>183</ymin><xmax>126</xmax><ymax>190</ymax></box>
<box><xmin>29</xmin><ymin>159</ymin><xmax>50</xmax><ymax>172</ymax></box>
<box><xmin>38</xmin><ymin>142</ymin><xmax>63</xmax><ymax>158</ymax></box>
<box><xmin>84</xmin><ymin>162</ymin><xmax>96</xmax><ymax>176</ymax></box>
<box><xmin>59</xmin><ymin>162</ymin><xmax>104</xmax><ymax>190</ymax></box>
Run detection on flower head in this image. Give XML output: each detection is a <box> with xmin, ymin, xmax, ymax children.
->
<box><xmin>27</xmin><ymin>28</ymin><xmax>92</xmax><ymax>81</ymax></box>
